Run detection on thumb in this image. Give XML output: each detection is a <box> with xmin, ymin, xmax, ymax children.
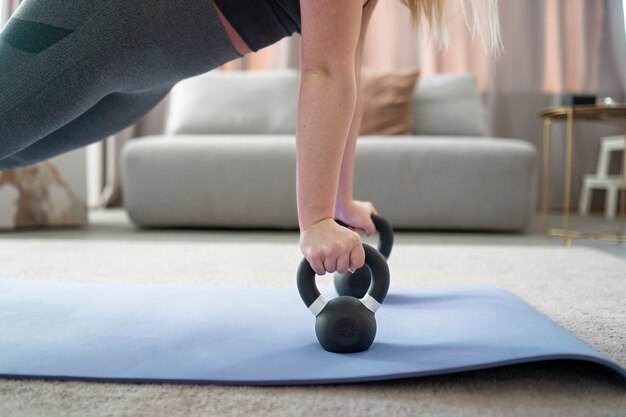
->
<box><xmin>365</xmin><ymin>218</ymin><xmax>377</xmax><ymax>237</ymax></box>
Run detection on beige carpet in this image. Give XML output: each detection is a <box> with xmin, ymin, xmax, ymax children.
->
<box><xmin>0</xmin><ymin>239</ymin><xmax>624</xmax><ymax>416</ymax></box>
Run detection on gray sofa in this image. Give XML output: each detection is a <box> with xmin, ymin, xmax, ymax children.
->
<box><xmin>122</xmin><ymin>70</ymin><xmax>538</xmax><ymax>231</ymax></box>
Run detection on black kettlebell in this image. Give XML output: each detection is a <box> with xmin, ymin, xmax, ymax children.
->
<box><xmin>334</xmin><ymin>214</ymin><xmax>394</xmax><ymax>298</ymax></box>
<box><xmin>297</xmin><ymin>243</ymin><xmax>390</xmax><ymax>353</ymax></box>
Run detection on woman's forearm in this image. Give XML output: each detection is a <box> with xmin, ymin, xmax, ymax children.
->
<box><xmin>296</xmin><ymin>70</ymin><xmax>357</xmax><ymax>231</ymax></box>
<box><xmin>335</xmin><ymin>90</ymin><xmax>363</xmax><ymax>215</ymax></box>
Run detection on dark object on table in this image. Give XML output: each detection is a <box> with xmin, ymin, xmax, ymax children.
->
<box><xmin>561</xmin><ymin>95</ymin><xmax>597</xmax><ymax>106</ymax></box>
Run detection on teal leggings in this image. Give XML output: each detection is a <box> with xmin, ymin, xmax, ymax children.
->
<box><xmin>0</xmin><ymin>0</ymin><xmax>240</xmax><ymax>169</ymax></box>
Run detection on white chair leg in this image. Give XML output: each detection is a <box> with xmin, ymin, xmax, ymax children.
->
<box><xmin>605</xmin><ymin>185</ymin><xmax>618</xmax><ymax>220</ymax></box>
<box><xmin>597</xmin><ymin>143</ymin><xmax>611</xmax><ymax>177</ymax></box>
<box><xmin>578</xmin><ymin>184</ymin><xmax>591</xmax><ymax>215</ymax></box>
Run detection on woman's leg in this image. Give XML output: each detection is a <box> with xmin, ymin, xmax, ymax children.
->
<box><xmin>0</xmin><ymin>0</ymin><xmax>239</xmax><ymax>168</ymax></box>
<box><xmin>0</xmin><ymin>86</ymin><xmax>172</xmax><ymax>169</ymax></box>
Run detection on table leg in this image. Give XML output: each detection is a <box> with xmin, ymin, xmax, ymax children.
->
<box><xmin>563</xmin><ymin>109</ymin><xmax>574</xmax><ymax>247</ymax></box>
<box><xmin>620</xmin><ymin>124</ymin><xmax>626</xmax><ymax>240</ymax></box>
<box><xmin>541</xmin><ymin>119</ymin><xmax>552</xmax><ymax>238</ymax></box>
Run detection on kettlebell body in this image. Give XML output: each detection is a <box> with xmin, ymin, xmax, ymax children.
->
<box><xmin>335</xmin><ymin>214</ymin><xmax>394</xmax><ymax>298</ymax></box>
<box><xmin>315</xmin><ymin>296</ymin><xmax>376</xmax><ymax>353</ymax></box>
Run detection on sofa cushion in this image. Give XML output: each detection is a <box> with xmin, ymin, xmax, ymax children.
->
<box><xmin>166</xmin><ymin>69</ymin><xmax>300</xmax><ymax>135</ymax></box>
<box><xmin>122</xmin><ymin>135</ymin><xmax>537</xmax><ymax>231</ymax></box>
<box><xmin>166</xmin><ymin>70</ymin><xmax>490</xmax><ymax>137</ymax></box>
<box><xmin>359</xmin><ymin>68</ymin><xmax>420</xmax><ymax>136</ymax></box>
<box><xmin>412</xmin><ymin>74</ymin><xmax>490</xmax><ymax>136</ymax></box>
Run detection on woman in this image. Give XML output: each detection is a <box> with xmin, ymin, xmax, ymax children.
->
<box><xmin>0</xmin><ymin>0</ymin><xmax>500</xmax><ymax>276</ymax></box>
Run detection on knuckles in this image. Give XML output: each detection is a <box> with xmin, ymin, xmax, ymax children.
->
<box><xmin>300</xmin><ymin>222</ymin><xmax>367</xmax><ymax>275</ymax></box>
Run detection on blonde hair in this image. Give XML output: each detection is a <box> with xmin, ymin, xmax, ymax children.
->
<box><xmin>399</xmin><ymin>0</ymin><xmax>502</xmax><ymax>53</ymax></box>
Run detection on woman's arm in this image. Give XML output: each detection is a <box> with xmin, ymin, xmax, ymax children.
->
<box><xmin>334</xmin><ymin>0</ymin><xmax>378</xmax><ymax>235</ymax></box>
<box><xmin>297</xmin><ymin>0</ymin><xmax>365</xmax><ymax>276</ymax></box>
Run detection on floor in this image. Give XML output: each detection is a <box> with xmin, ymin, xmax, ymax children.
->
<box><xmin>2</xmin><ymin>208</ymin><xmax>626</xmax><ymax>261</ymax></box>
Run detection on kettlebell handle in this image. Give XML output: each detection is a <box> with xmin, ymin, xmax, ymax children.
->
<box><xmin>296</xmin><ymin>243</ymin><xmax>390</xmax><ymax>316</ymax></box>
<box><xmin>335</xmin><ymin>214</ymin><xmax>393</xmax><ymax>259</ymax></box>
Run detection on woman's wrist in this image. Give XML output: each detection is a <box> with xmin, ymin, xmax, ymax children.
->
<box><xmin>334</xmin><ymin>198</ymin><xmax>354</xmax><ymax>218</ymax></box>
<box><xmin>298</xmin><ymin>201</ymin><xmax>336</xmax><ymax>231</ymax></box>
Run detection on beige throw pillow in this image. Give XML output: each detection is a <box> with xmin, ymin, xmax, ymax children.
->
<box><xmin>359</xmin><ymin>68</ymin><xmax>420</xmax><ymax>136</ymax></box>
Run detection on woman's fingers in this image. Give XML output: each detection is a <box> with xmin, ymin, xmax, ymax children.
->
<box><xmin>364</xmin><ymin>218</ymin><xmax>377</xmax><ymax>237</ymax></box>
<box><xmin>335</xmin><ymin>251</ymin><xmax>351</xmax><ymax>274</ymax></box>
<box><xmin>336</xmin><ymin>200</ymin><xmax>379</xmax><ymax>237</ymax></box>
<box><xmin>309</xmin><ymin>243</ymin><xmax>364</xmax><ymax>275</ymax></box>
<box><xmin>308</xmin><ymin>256</ymin><xmax>326</xmax><ymax>276</ymax></box>
<box><xmin>349</xmin><ymin>243</ymin><xmax>365</xmax><ymax>272</ymax></box>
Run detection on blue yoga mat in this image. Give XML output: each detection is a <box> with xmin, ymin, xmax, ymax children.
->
<box><xmin>0</xmin><ymin>279</ymin><xmax>624</xmax><ymax>385</ymax></box>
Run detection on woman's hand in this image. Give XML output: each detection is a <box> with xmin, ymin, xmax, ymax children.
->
<box><xmin>300</xmin><ymin>218</ymin><xmax>365</xmax><ymax>276</ymax></box>
<box><xmin>335</xmin><ymin>200</ymin><xmax>378</xmax><ymax>237</ymax></box>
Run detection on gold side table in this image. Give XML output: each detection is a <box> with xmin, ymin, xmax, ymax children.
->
<box><xmin>538</xmin><ymin>105</ymin><xmax>626</xmax><ymax>246</ymax></box>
